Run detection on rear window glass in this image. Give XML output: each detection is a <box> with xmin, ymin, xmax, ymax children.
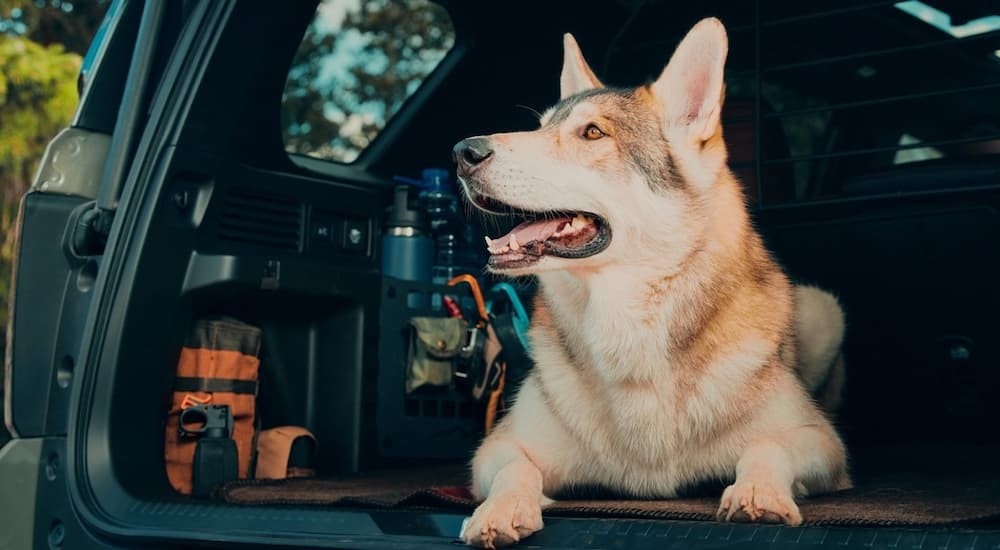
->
<box><xmin>609</xmin><ymin>1</ymin><xmax>1000</xmax><ymax>205</ymax></box>
<box><xmin>281</xmin><ymin>0</ymin><xmax>455</xmax><ymax>163</ymax></box>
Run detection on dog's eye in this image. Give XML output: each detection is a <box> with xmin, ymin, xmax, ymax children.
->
<box><xmin>583</xmin><ymin>124</ymin><xmax>606</xmax><ymax>140</ymax></box>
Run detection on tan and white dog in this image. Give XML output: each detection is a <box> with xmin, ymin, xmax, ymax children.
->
<box><xmin>452</xmin><ymin>17</ymin><xmax>851</xmax><ymax>549</ymax></box>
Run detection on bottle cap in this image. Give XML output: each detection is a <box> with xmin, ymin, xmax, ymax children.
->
<box><xmin>384</xmin><ymin>185</ymin><xmax>427</xmax><ymax>230</ymax></box>
<box><xmin>419</xmin><ymin>168</ymin><xmax>452</xmax><ymax>194</ymax></box>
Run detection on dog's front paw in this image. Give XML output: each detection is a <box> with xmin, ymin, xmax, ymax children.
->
<box><xmin>461</xmin><ymin>493</ymin><xmax>544</xmax><ymax>548</ymax></box>
<box><xmin>717</xmin><ymin>480</ymin><xmax>802</xmax><ymax>526</ymax></box>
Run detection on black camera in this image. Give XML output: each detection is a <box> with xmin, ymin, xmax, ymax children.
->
<box><xmin>179</xmin><ymin>404</ymin><xmax>238</xmax><ymax>497</ymax></box>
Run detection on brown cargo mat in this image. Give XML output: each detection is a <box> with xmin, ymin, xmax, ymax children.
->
<box><xmin>216</xmin><ymin>445</ymin><xmax>1000</xmax><ymax>527</ymax></box>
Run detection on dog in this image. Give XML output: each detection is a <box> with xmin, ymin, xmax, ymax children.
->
<box><xmin>452</xmin><ymin>17</ymin><xmax>851</xmax><ymax>549</ymax></box>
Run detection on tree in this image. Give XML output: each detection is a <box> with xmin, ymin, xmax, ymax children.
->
<box><xmin>281</xmin><ymin>0</ymin><xmax>454</xmax><ymax>162</ymax></box>
<box><xmin>0</xmin><ymin>0</ymin><xmax>110</xmax><ymax>56</ymax></box>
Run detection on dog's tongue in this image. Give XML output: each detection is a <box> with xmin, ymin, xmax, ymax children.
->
<box><xmin>487</xmin><ymin>217</ymin><xmax>571</xmax><ymax>254</ymax></box>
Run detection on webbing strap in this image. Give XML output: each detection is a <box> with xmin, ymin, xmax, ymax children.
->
<box><xmin>174</xmin><ymin>377</ymin><xmax>258</xmax><ymax>395</ymax></box>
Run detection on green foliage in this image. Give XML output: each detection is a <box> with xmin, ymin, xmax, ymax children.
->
<box><xmin>0</xmin><ymin>0</ymin><xmax>110</xmax><ymax>55</ymax></box>
<box><xmin>282</xmin><ymin>0</ymin><xmax>454</xmax><ymax>162</ymax></box>
<box><xmin>0</xmin><ymin>35</ymin><xmax>81</xmax><ymax>326</ymax></box>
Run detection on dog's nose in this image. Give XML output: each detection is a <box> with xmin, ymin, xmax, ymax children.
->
<box><xmin>453</xmin><ymin>137</ymin><xmax>494</xmax><ymax>175</ymax></box>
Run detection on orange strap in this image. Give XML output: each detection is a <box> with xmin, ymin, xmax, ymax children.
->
<box><xmin>447</xmin><ymin>274</ymin><xmax>489</xmax><ymax>323</ymax></box>
<box><xmin>180</xmin><ymin>393</ymin><xmax>212</xmax><ymax>410</ymax></box>
<box><xmin>447</xmin><ymin>274</ymin><xmax>506</xmax><ymax>433</ymax></box>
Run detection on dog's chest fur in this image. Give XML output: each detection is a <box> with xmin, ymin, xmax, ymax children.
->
<box><xmin>532</xmin><ymin>275</ymin><xmax>738</xmax><ymax>460</ymax></box>
<box><xmin>527</xmin><ymin>262</ymin><xmax>790</xmax><ymax>494</ymax></box>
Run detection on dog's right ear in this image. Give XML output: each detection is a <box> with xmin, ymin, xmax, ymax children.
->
<box><xmin>650</xmin><ymin>18</ymin><xmax>729</xmax><ymax>143</ymax></box>
<box><xmin>560</xmin><ymin>33</ymin><xmax>603</xmax><ymax>100</ymax></box>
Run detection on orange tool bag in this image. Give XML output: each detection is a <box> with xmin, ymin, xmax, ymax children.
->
<box><xmin>164</xmin><ymin>317</ymin><xmax>261</xmax><ymax>496</ymax></box>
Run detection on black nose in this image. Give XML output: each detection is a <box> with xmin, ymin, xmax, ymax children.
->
<box><xmin>452</xmin><ymin>137</ymin><xmax>494</xmax><ymax>175</ymax></box>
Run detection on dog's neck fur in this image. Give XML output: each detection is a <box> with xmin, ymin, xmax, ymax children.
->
<box><xmin>535</xmin><ymin>170</ymin><xmax>793</xmax><ymax>388</ymax></box>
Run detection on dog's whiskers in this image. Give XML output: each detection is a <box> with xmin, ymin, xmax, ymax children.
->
<box><xmin>516</xmin><ymin>104</ymin><xmax>544</xmax><ymax>121</ymax></box>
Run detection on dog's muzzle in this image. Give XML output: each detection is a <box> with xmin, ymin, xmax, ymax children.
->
<box><xmin>451</xmin><ymin>136</ymin><xmax>611</xmax><ymax>271</ymax></box>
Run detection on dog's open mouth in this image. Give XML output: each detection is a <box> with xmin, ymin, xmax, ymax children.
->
<box><xmin>474</xmin><ymin>194</ymin><xmax>612</xmax><ymax>270</ymax></box>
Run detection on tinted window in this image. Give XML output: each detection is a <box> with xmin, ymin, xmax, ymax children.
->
<box><xmin>281</xmin><ymin>0</ymin><xmax>455</xmax><ymax>163</ymax></box>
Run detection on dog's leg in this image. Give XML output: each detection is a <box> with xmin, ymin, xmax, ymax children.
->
<box><xmin>462</xmin><ymin>377</ymin><xmax>569</xmax><ymax>548</ymax></box>
<box><xmin>462</xmin><ymin>437</ymin><xmax>549</xmax><ymax>548</ymax></box>
<box><xmin>717</xmin><ymin>423</ymin><xmax>849</xmax><ymax>526</ymax></box>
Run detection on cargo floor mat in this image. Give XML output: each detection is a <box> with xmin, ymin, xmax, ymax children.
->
<box><xmin>215</xmin><ymin>443</ymin><xmax>1000</xmax><ymax>527</ymax></box>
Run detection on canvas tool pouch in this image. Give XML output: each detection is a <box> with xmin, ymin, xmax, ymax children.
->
<box><xmin>254</xmin><ymin>426</ymin><xmax>317</xmax><ymax>480</ymax></box>
<box><xmin>406</xmin><ymin>316</ymin><xmax>465</xmax><ymax>393</ymax></box>
<box><xmin>165</xmin><ymin>318</ymin><xmax>261</xmax><ymax>495</ymax></box>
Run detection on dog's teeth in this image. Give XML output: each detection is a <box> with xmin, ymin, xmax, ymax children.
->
<box><xmin>509</xmin><ymin>234</ymin><xmax>521</xmax><ymax>251</ymax></box>
<box><xmin>485</xmin><ymin>236</ymin><xmax>493</xmax><ymax>248</ymax></box>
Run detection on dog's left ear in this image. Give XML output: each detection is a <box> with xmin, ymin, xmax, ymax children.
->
<box><xmin>561</xmin><ymin>33</ymin><xmax>604</xmax><ymax>100</ymax></box>
<box><xmin>650</xmin><ymin>18</ymin><xmax>728</xmax><ymax>143</ymax></box>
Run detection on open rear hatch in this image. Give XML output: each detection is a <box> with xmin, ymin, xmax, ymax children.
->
<box><xmin>38</xmin><ymin>0</ymin><xmax>1000</xmax><ymax>548</ymax></box>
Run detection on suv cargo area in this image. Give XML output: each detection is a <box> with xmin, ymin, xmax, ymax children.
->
<box><xmin>6</xmin><ymin>0</ymin><xmax>1000</xmax><ymax>548</ymax></box>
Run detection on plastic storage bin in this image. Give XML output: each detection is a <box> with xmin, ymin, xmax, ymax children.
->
<box><xmin>375</xmin><ymin>276</ymin><xmax>484</xmax><ymax>460</ymax></box>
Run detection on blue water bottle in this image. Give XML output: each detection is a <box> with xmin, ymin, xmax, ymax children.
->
<box><xmin>396</xmin><ymin>169</ymin><xmax>465</xmax><ymax>308</ymax></box>
<box><xmin>416</xmin><ymin>169</ymin><xmax>461</xmax><ymax>286</ymax></box>
<box><xmin>381</xmin><ymin>185</ymin><xmax>432</xmax><ymax>291</ymax></box>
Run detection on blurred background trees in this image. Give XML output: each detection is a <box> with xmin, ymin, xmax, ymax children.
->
<box><xmin>282</xmin><ymin>0</ymin><xmax>453</xmax><ymax>162</ymax></box>
<box><xmin>1</xmin><ymin>0</ymin><xmax>108</xmax><ymax>55</ymax></box>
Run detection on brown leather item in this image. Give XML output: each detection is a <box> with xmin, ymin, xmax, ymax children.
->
<box><xmin>165</xmin><ymin>318</ymin><xmax>261</xmax><ymax>495</ymax></box>
<box><xmin>255</xmin><ymin>426</ymin><xmax>317</xmax><ymax>480</ymax></box>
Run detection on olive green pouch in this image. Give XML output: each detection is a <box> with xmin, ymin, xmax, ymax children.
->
<box><xmin>406</xmin><ymin>316</ymin><xmax>465</xmax><ymax>393</ymax></box>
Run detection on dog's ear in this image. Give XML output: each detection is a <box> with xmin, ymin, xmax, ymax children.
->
<box><xmin>650</xmin><ymin>18</ymin><xmax>728</xmax><ymax>142</ymax></box>
<box><xmin>560</xmin><ymin>33</ymin><xmax>603</xmax><ymax>100</ymax></box>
